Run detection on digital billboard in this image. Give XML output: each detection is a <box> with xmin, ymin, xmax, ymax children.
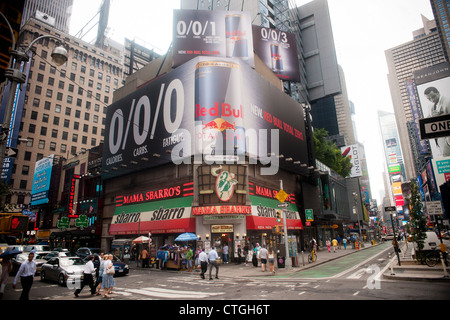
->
<box><xmin>252</xmin><ymin>25</ymin><xmax>300</xmax><ymax>82</ymax></box>
<box><xmin>31</xmin><ymin>155</ymin><xmax>54</xmax><ymax>205</ymax></box>
<box><xmin>172</xmin><ymin>9</ymin><xmax>254</xmax><ymax>68</ymax></box>
<box><xmin>102</xmin><ymin>56</ymin><xmax>307</xmax><ymax>179</ymax></box>
<box><xmin>413</xmin><ymin>62</ymin><xmax>450</xmax><ymax>158</ymax></box>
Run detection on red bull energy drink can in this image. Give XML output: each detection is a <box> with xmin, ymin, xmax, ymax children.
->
<box><xmin>270</xmin><ymin>44</ymin><xmax>283</xmax><ymax>72</ymax></box>
<box><xmin>225</xmin><ymin>14</ymin><xmax>248</xmax><ymax>61</ymax></box>
<box><xmin>195</xmin><ymin>60</ymin><xmax>245</xmax><ymax>160</ymax></box>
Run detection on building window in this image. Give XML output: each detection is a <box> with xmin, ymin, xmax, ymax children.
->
<box><xmin>38</xmin><ymin>140</ymin><xmax>45</xmax><ymax>149</ymax></box>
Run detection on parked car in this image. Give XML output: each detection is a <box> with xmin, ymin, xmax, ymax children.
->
<box><xmin>24</xmin><ymin>245</ymin><xmax>51</xmax><ymax>252</ymax></box>
<box><xmin>415</xmin><ymin>231</ymin><xmax>440</xmax><ymax>251</ymax></box>
<box><xmin>80</xmin><ymin>254</ymin><xmax>129</xmax><ymax>276</ymax></box>
<box><xmin>40</xmin><ymin>257</ymin><xmax>86</xmax><ymax>286</ymax></box>
<box><xmin>382</xmin><ymin>234</ymin><xmax>395</xmax><ymax>241</ymax></box>
<box><xmin>6</xmin><ymin>245</ymin><xmax>26</xmax><ymax>252</ymax></box>
<box><xmin>76</xmin><ymin>247</ymin><xmax>102</xmax><ymax>260</ymax></box>
<box><xmin>44</xmin><ymin>251</ymin><xmax>77</xmax><ymax>260</ymax></box>
<box><xmin>10</xmin><ymin>252</ymin><xmax>47</xmax><ymax>276</ymax></box>
<box><xmin>111</xmin><ymin>255</ymin><xmax>129</xmax><ymax>276</ymax></box>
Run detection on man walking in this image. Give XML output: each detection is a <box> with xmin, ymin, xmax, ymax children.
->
<box><xmin>259</xmin><ymin>245</ymin><xmax>268</xmax><ymax>272</ymax></box>
<box><xmin>74</xmin><ymin>255</ymin><xmax>96</xmax><ymax>297</ymax></box>
<box><xmin>208</xmin><ymin>247</ymin><xmax>219</xmax><ymax>280</ymax></box>
<box><xmin>12</xmin><ymin>252</ymin><xmax>36</xmax><ymax>300</ymax></box>
<box><xmin>198</xmin><ymin>249</ymin><xmax>208</xmax><ymax>279</ymax></box>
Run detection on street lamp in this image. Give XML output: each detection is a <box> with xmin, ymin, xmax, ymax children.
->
<box><xmin>0</xmin><ymin>12</ymin><xmax>68</xmax><ymax>174</ymax></box>
<box><xmin>352</xmin><ymin>192</ymin><xmax>362</xmax><ymax>240</ymax></box>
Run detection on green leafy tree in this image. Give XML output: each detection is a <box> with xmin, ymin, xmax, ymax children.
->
<box><xmin>313</xmin><ymin>128</ymin><xmax>353</xmax><ymax>177</ymax></box>
<box><xmin>408</xmin><ymin>182</ymin><xmax>427</xmax><ymax>254</ymax></box>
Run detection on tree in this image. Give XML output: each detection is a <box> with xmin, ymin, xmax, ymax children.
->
<box><xmin>408</xmin><ymin>182</ymin><xmax>427</xmax><ymax>255</ymax></box>
<box><xmin>313</xmin><ymin>128</ymin><xmax>353</xmax><ymax>177</ymax></box>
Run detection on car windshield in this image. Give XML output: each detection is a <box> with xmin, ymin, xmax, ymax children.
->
<box><xmin>90</xmin><ymin>248</ymin><xmax>102</xmax><ymax>254</ymax></box>
<box><xmin>60</xmin><ymin>258</ymin><xmax>85</xmax><ymax>267</ymax></box>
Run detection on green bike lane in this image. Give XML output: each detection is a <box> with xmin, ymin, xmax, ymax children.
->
<box><xmin>275</xmin><ymin>242</ymin><xmax>392</xmax><ymax>279</ymax></box>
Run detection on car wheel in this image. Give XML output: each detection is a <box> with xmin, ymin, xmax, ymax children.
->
<box><xmin>40</xmin><ymin>271</ymin><xmax>46</xmax><ymax>282</ymax></box>
<box><xmin>58</xmin><ymin>274</ymin><xmax>66</xmax><ymax>286</ymax></box>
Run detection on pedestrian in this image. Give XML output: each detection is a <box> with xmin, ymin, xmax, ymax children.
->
<box><xmin>102</xmin><ymin>254</ymin><xmax>116</xmax><ymax>298</ymax></box>
<box><xmin>74</xmin><ymin>255</ymin><xmax>96</xmax><ymax>297</ymax></box>
<box><xmin>252</xmin><ymin>245</ymin><xmax>258</xmax><ymax>267</ymax></box>
<box><xmin>198</xmin><ymin>249</ymin><xmax>208</xmax><ymax>279</ymax></box>
<box><xmin>332</xmin><ymin>238</ymin><xmax>338</xmax><ymax>253</ymax></box>
<box><xmin>12</xmin><ymin>252</ymin><xmax>36</xmax><ymax>301</ymax></box>
<box><xmin>222</xmin><ymin>243</ymin><xmax>229</xmax><ymax>264</ymax></box>
<box><xmin>0</xmin><ymin>256</ymin><xmax>12</xmax><ymax>300</ymax></box>
<box><xmin>342</xmin><ymin>237</ymin><xmax>347</xmax><ymax>250</ymax></box>
<box><xmin>236</xmin><ymin>245</ymin><xmax>242</xmax><ymax>264</ymax></box>
<box><xmin>337</xmin><ymin>235</ymin><xmax>341</xmax><ymax>249</ymax></box>
<box><xmin>268</xmin><ymin>247</ymin><xmax>275</xmax><ymax>274</ymax></box>
<box><xmin>243</xmin><ymin>243</ymin><xmax>249</xmax><ymax>266</ymax></box>
<box><xmin>141</xmin><ymin>247</ymin><xmax>149</xmax><ymax>268</ymax></box>
<box><xmin>326</xmin><ymin>239</ymin><xmax>331</xmax><ymax>252</ymax></box>
<box><xmin>95</xmin><ymin>254</ymin><xmax>107</xmax><ymax>295</ymax></box>
<box><xmin>186</xmin><ymin>247</ymin><xmax>193</xmax><ymax>272</ymax></box>
<box><xmin>208</xmin><ymin>247</ymin><xmax>219</xmax><ymax>280</ymax></box>
<box><xmin>259</xmin><ymin>245</ymin><xmax>268</xmax><ymax>272</ymax></box>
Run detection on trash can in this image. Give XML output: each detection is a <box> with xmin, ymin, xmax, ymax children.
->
<box><xmin>277</xmin><ymin>256</ymin><xmax>285</xmax><ymax>268</ymax></box>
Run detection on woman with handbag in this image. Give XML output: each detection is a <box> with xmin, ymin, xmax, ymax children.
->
<box><xmin>102</xmin><ymin>254</ymin><xmax>116</xmax><ymax>298</ymax></box>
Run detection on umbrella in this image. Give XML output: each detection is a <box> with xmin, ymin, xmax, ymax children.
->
<box><xmin>132</xmin><ymin>236</ymin><xmax>150</xmax><ymax>244</ymax></box>
<box><xmin>0</xmin><ymin>249</ymin><xmax>22</xmax><ymax>258</ymax></box>
<box><xmin>175</xmin><ymin>233</ymin><xmax>198</xmax><ymax>242</ymax></box>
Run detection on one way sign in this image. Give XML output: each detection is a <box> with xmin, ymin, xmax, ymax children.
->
<box><xmin>419</xmin><ymin>113</ymin><xmax>450</xmax><ymax>140</ymax></box>
<box><xmin>5</xmin><ymin>148</ymin><xmax>18</xmax><ymax>158</ymax></box>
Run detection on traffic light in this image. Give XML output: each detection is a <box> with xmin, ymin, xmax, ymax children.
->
<box><xmin>276</xmin><ymin>211</ymin><xmax>282</xmax><ymax>223</ymax></box>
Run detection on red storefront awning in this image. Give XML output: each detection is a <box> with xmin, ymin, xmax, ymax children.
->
<box><xmin>109</xmin><ymin>218</ymin><xmax>196</xmax><ymax>235</ymax></box>
<box><xmin>246</xmin><ymin>215</ymin><xmax>303</xmax><ymax>231</ymax></box>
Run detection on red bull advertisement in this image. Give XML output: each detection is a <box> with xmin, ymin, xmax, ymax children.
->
<box><xmin>225</xmin><ymin>14</ymin><xmax>248</xmax><ymax>61</ymax></box>
<box><xmin>173</xmin><ymin>9</ymin><xmax>254</xmax><ymax>68</ymax></box>
<box><xmin>270</xmin><ymin>44</ymin><xmax>283</xmax><ymax>72</ymax></box>
<box><xmin>195</xmin><ymin>60</ymin><xmax>246</xmax><ymax>162</ymax></box>
<box><xmin>252</xmin><ymin>25</ymin><xmax>300</xmax><ymax>82</ymax></box>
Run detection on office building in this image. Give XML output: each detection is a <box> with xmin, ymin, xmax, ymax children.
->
<box><xmin>21</xmin><ymin>0</ymin><xmax>73</xmax><ymax>33</ymax></box>
<box><xmin>385</xmin><ymin>15</ymin><xmax>446</xmax><ymax>180</ymax></box>
<box><xmin>5</xmin><ymin>16</ymin><xmax>123</xmax><ymax>205</ymax></box>
<box><xmin>429</xmin><ymin>0</ymin><xmax>450</xmax><ymax>61</ymax></box>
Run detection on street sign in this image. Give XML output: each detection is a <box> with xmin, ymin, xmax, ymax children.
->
<box><xmin>5</xmin><ymin>147</ymin><xmax>17</xmax><ymax>158</ymax></box>
<box><xmin>425</xmin><ymin>201</ymin><xmax>443</xmax><ymax>216</ymax></box>
<box><xmin>419</xmin><ymin>113</ymin><xmax>450</xmax><ymax>140</ymax></box>
<box><xmin>384</xmin><ymin>206</ymin><xmax>396</xmax><ymax>212</ymax></box>
<box><xmin>305</xmin><ymin>209</ymin><xmax>314</xmax><ymax>222</ymax></box>
<box><xmin>275</xmin><ymin>189</ymin><xmax>289</xmax><ymax>203</ymax></box>
<box><xmin>277</xmin><ymin>203</ymin><xmax>290</xmax><ymax>208</ymax></box>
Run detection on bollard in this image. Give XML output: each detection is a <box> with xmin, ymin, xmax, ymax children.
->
<box><xmin>440</xmin><ymin>252</ymin><xmax>449</xmax><ymax>278</ymax></box>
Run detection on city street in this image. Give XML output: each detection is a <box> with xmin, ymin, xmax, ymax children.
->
<box><xmin>3</xmin><ymin>242</ymin><xmax>449</xmax><ymax>302</ymax></box>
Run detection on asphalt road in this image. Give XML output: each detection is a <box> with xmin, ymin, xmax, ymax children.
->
<box><xmin>3</xmin><ymin>242</ymin><xmax>450</xmax><ymax>302</ymax></box>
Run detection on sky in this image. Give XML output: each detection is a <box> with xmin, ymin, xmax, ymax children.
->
<box><xmin>69</xmin><ymin>0</ymin><xmax>434</xmax><ymax>204</ymax></box>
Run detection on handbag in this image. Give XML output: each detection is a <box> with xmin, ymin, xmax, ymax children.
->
<box><xmin>106</xmin><ymin>264</ymin><xmax>115</xmax><ymax>275</ymax></box>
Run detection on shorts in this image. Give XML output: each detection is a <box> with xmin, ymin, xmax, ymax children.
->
<box><xmin>261</xmin><ymin>258</ymin><xmax>267</xmax><ymax>264</ymax></box>
<box><xmin>268</xmin><ymin>258</ymin><xmax>275</xmax><ymax>264</ymax></box>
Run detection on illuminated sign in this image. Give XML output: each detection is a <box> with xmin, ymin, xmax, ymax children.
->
<box><xmin>115</xmin><ymin>182</ymin><xmax>193</xmax><ymax>207</ymax></box>
<box><xmin>68</xmin><ymin>174</ymin><xmax>80</xmax><ymax>218</ymax></box>
<box><xmin>192</xmin><ymin>205</ymin><xmax>251</xmax><ymax>215</ymax></box>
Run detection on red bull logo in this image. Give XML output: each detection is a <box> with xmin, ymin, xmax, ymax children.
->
<box><xmin>195</xmin><ymin>102</ymin><xmax>243</xmax><ymax>119</ymax></box>
<box><xmin>202</xmin><ymin>118</ymin><xmax>236</xmax><ymax>131</ymax></box>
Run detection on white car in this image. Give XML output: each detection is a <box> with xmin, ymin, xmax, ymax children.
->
<box><xmin>40</xmin><ymin>257</ymin><xmax>86</xmax><ymax>286</ymax></box>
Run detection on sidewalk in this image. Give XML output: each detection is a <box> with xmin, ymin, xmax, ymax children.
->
<box><xmin>130</xmin><ymin>241</ymin><xmax>450</xmax><ymax>282</ymax></box>
<box><xmin>130</xmin><ymin>241</ymin><xmax>374</xmax><ymax>278</ymax></box>
<box><xmin>382</xmin><ymin>241</ymin><xmax>450</xmax><ymax>282</ymax></box>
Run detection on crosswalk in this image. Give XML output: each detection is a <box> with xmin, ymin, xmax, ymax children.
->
<box><xmin>116</xmin><ymin>287</ymin><xmax>224</xmax><ymax>299</ymax></box>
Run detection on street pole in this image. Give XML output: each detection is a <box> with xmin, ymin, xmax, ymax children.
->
<box><xmin>390</xmin><ymin>213</ymin><xmax>401</xmax><ymax>266</ymax></box>
<box><xmin>0</xmin><ymin>12</ymin><xmax>67</xmax><ymax>175</ymax></box>
<box><xmin>280</xmin><ymin>180</ymin><xmax>292</xmax><ymax>269</ymax></box>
